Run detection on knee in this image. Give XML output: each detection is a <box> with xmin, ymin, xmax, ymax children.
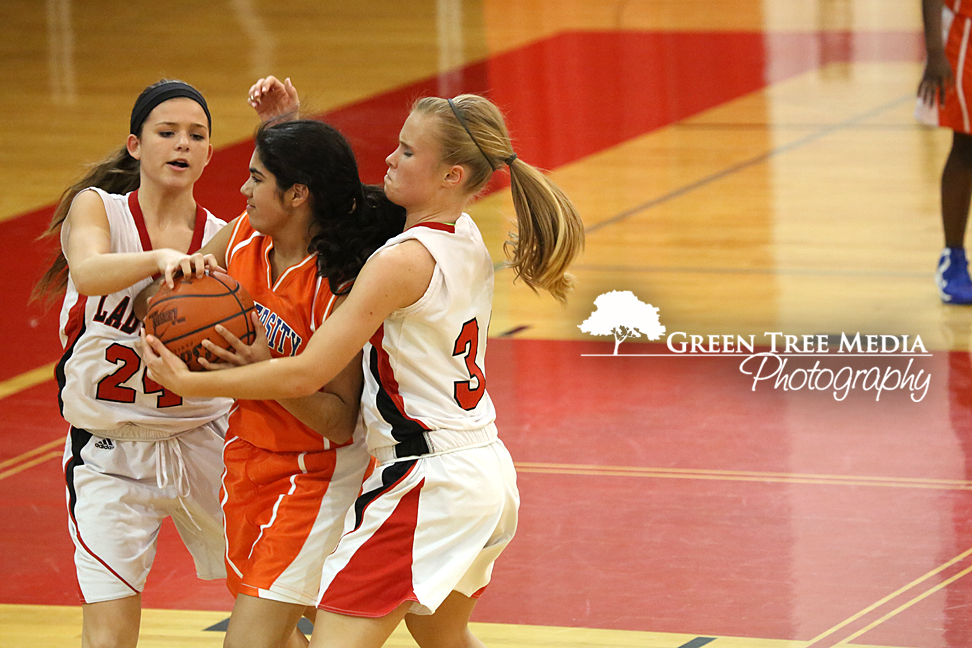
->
<box><xmin>410</xmin><ymin>625</ymin><xmax>482</xmax><ymax>648</ymax></box>
<box><xmin>222</xmin><ymin>630</ymin><xmax>253</xmax><ymax>648</ymax></box>
<box><xmin>952</xmin><ymin>133</ymin><xmax>972</xmax><ymax>164</ymax></box>
<box><xmin>82</xmin><ymin>626</ymin><xmax>138</xmax><ymax>648</ymax></box>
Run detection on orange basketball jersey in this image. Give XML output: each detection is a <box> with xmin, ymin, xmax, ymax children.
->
<box><xmin>225</xmin><ymin>214</ymin><xmax>350</xmax><ymax>453</ymax></box>
<box><xmin>948</xmin><ymin>0</ymin><xmax>972</xmax><ymax>18</ymax></box>
<box><xmin>917</xmin><ymin>3</ymin><xmax>972</xmax><ymax>132</ymax></box>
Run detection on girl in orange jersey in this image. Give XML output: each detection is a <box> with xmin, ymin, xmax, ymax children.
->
<box><xmin>158</xmin><ymin>117</ymin><xmax>404</xmax><ymax>648</ymax></box>
<box><xmin>919</xmin><ymin>0</ymin><xmax>972</xmax><ymax>302</ymax></box>
<box><xmin>142</xmin><ymin>83</ymin><xmax>583</xmax><ymax>648</ymax></box>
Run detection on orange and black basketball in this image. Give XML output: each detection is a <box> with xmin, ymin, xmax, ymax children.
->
<box><xmin>145</xmin><ymin>270</ymin><xmax>257</xmax><ymax>372</ymax></box>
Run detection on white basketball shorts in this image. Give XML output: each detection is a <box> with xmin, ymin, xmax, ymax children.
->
<box><xmin>63</xmin><ymin>419</ymin><xmax>227</xmax><ymax>603</ymax></box>
<box><xmin>317</xmin><ymin>431</ymin><xmax>519</xmax><ymax>617</ymax></box>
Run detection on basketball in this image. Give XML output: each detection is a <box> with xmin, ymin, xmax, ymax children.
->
<box><xmin>145</xmin><ymin>270</ymin><xmax>257</xmax><ymax>372</ymax></box>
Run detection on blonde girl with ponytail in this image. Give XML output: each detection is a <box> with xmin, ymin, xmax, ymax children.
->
<box><xmin>143</xmin><ymin>85</ymin><xmax>584</xmax><ymax>648</ymax></box>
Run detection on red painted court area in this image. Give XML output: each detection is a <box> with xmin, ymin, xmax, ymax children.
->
<box><xmin>2</xmin><ymin>26</ymin><xmax>969</xmax><ymax>648</ymax></box>
<box><xmin>2</xmin><ymin>341</ymin><xmax>970</xmax><ymax>647</ymax></box>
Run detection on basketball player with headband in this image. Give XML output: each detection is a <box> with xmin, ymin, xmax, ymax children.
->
<box><xmin>33</xmin><ymin>80</ymin><xmax>230</xmax><ymax>648</ymax></box>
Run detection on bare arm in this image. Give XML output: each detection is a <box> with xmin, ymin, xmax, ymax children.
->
<box><xmin>132</xmin><ymin>215</ymin><xmax>238</xmax><ymax>320</ymax></box>
<box><xmin>142</xmin><ymin>239</ymin><xmax>435</xmax><ymax>401</ymax></box>
<box><xmin>919</xmin><ymin>0</ymin><xmax>952</xmax><ymax>106</ymax></box>
<box><xmin>199</xmin><ymin>307</ymin><xmax>363</xmax><ymax>445</ymax></box>
<box><xmin>65</xmin><ymin>189</ymin><xmax>218</xmax><ymax>295</ymax></box>
<box><xmin>248</xmin><ymin>76</ymin><xmax>301</xmax><ymax>122</ymax></box>
<box><xmin>275</xmin><ymin>351</ymin><xmax>363</xmax><ymax>444</ymax></box>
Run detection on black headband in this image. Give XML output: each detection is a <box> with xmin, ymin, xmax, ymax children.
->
<box><xmin>130</xmin><ymin>81</ymin><xmax>212</xmax><ymax>135</ymax></box>
<box><xmin>447</xmin><ymin>98</ymin><xmax>495</xmax><ymax>172</ymax></box>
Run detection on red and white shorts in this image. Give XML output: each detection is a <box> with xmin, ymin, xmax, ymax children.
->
<box><xmin>317</xmin><ymin>427</ymin><xmax>519</xmax><ymax>617</ymax></box>
<box><xmin>917</xmin><ymin>6</ymin><xmax>972</xmax><ymax>133</ymax></box>
<box><xmin>63</xmin><ymin>419</ymin><xmax>227</xmax><ymax>604</ymax></box>
<box><xmin>222</xmin><ymin>434</ymin><xmax>370</xmax><ymax>605</ymax></box>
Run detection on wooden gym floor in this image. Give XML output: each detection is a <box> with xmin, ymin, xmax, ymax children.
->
<box><xmin>2</xmin><ymin>1</ymin><xmax>971</xmax><ymax>646</ymax></box>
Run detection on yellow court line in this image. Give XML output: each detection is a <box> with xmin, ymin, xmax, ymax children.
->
<box><xmin>0</xmin><ymin>451</ymin><xmax>62</xmax><ymax>481</ymax></box>
<box><xmin>0</xmin><ymin>439</ymin><xmax>63</xmax><ymax>470</ymax></box>
<box><xmin>805</xmin><ymin>546</ymin><xmax>972</xmax><ymax>646</ymax></box>
<box><xmin>517</xmin><ymin>462</ymin><xmax>972</xmax><ymax>487</ymax></box>
<box><xmin>518</xmin><ymin>466</ymin><xmax>972</xmax><ymax>491</ymax></box>
<box><xmin>835</xmin><ymin>564</ymin><xmax>972</xmax><ymax>646</ymax></box>
<box><xmin>516</xmin><ymin>463</ymin><xmax>972</xmax><ymax>491</ymax></box>
<box><xmin>0</xmin><ymin>362</ymin><xmax>56</xmax><ymax>400</ymax></box>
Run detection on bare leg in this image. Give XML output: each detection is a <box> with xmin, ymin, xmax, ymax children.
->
<box><xmin>307</xmin><ymin>602</ymin><xmax>410</xmax><ymax>648</ymax></box>
<box><xmin>405</xmin><ymin>592</ymin><xmax>486</xmax><ymax>648</ymax></box>
<box><xmin>224</xmin><ymin>594</ymin><xmax>311</xmax><ymax>648</ymax></box>
<box><xmin>81</xmin><ymin>595</ymin><xmax>141</xmax><ymax>648</ymax></box>
<box><xmin>942</xmin><ymin>131</ymin><xmax>972</xmax><ymax>248</ymax></box>
<box><xmin>282</xmin><ymin>607</ymin><xmax>319</xmax><ymax>648</ymax></box>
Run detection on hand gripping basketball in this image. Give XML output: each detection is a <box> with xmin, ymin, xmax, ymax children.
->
<box><xmin>144</xmin><ymin>270</ymin><xmax>257</xmax><ymax>371</ymax></box>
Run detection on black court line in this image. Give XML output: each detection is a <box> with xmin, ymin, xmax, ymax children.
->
<box><xmin>585</xmin><ymin>93</ymin><xmax>914</xmax><ymax>235</ymax></box>
<box><xmin>677</xmin><ymin>638</ymin><xmax>717</xmax><ymax>648</ymax></box>
<box><xmin>205</xmin><ymin>617</ymin><xmax>315</xmax><ymax>634</ymax></box>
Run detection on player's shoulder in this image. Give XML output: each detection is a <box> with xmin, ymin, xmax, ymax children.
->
<box><xmin>370</xmin><ymin>238</ymin><xmax>435</xmax><ymax>275</ymax></box>
<box><xmin>71</xmin><ymin>187</ymin><xmax>110</xmax><ymax>210</ymax></box>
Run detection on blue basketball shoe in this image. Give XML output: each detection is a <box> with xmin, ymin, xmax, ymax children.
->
<box><xmin>936</xmin><ymin>247</ymin><xmax>972</xmax><ymax>304</ymax></box>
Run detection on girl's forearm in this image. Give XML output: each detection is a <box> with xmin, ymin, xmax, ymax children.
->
<box><xmin>177</xmin><ymin>355</ymin><xmax>332</xmax><ymax>400</ymax></box>
<box><xmin>70</xmin><ymin>251</ymin><xmax>162</xmax><ymax>296</ymax></box>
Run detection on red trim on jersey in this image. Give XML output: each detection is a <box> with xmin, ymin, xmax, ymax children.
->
<box><xmin>410</xmin><ymin>222</ymin><xmax>455</xmax><ymax>234</ymax></box>
<box><xmin>318</xmin><ymin>477</ymin><xmax>424</xmax><ymax>617</ymax></box>
<box><xmin>189</xmin><ymin>202</ymin><xmax>207</xmax><ymax>253</ymax></box>
<box><xmin>127</xmin><ymin>190</ymin><xmax>208</xmax><ymax>252</ymax></box>
<box><xmin>62</xmin><ymin>295</ymin><xmax>87</xmax><ymax>351</ymax></box>
<box><xmin>370</xmin><ymin>325</ymin><xmax>431</xmax><ymax>432</ymax></box>
<box><xmin>56</xmin><ymin>295</ymin><xmax>88</xmax><ymax>414</ymax></box>
<box><xmin>127</xmin><ymin>191</ymin><xmax>153</xmax><ymax>252</ymax></box>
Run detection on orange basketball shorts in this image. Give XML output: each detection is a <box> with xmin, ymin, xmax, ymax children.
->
<box><xmin>222</xmin><ymin>433</ymin><xmax>370</xmax><ymax>605</ymax></box>
<box><xmin>917</xmin><ymin>6</ymin><xmax>972</xmax><ymax>133</ymax></box>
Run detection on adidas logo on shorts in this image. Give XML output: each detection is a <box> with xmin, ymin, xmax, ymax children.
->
<box><xmin>94</xmin><ymin>438</ymin><xmax>115</xmax><ymax>450</ymax></box>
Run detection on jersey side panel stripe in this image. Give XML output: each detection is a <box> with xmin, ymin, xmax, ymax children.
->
<box><xmin>64</xmin><ymin>427</ymin><xmax>140</xmax><ymax>598</ymax></box>
<box><xmin>56</xmin><ymin>295</ymin><xmax>88</xmax><ymax>416</ymax></box>
<box><xmin>368</xmin><ymin>325</ymin><xmax>431</xmax><ymax>443</ymax></box>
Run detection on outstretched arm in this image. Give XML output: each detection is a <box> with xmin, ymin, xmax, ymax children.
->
<box><xmin>65</xmin><ymin>189</ymin><xmax>217</xmax><ymax>296</ymax></box>
<box><xmin>248</xmin><ymin>76</ymin><xmax>301</xmax><ymax>122</ymax></box>
<box><xmin>133</xmin><ymin>216</ymin><xmax>237</xmax><ymax>320</ymax></box>
<box><xmin>142</xmin><ymin>239</ymin><xmax>435</xmax><ymax>401</ymax></box>
<box><xmin>200</xmin><ymin>309</ymin><xmax>364</xmax><ymax>445</ymax></box>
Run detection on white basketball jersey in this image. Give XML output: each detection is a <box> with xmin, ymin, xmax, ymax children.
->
<box><xmin>56</xmin><ymin>188</ymin><xmax>232</xmax><ymax>440</ymax></box>
<box><xmin>361</xmin><ymin>215</ymin><xmax>496</xmax><ymax>454</ymax></box>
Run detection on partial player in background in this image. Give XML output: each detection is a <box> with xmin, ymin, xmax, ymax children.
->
<box><xmin>141</xmin><ymin>87</ymin><xmax>584</xmax><ymax>648</ymax></box>
<box><xmin>137</xmin><ymin>113</ymin><xmax>405</xmax><ymax>647</ymax></box>
<box><xmin>31</xmin><ymin>80</ymin><xmax>228</xmax><ymax>648</ymax></box>
<box><xmin>918</xmin><ymin>0</ymin><xmax>972</xmax><ymax>304</ymax></box>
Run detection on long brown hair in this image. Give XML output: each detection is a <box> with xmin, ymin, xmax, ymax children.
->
<box><xmin>32</xmin><ymin>78</ymin><xmax>207</xmax><ymax>305</ymax></box>
<box><xmin>30</xmin><ymin>148</ymin><xmax>140</xmax><ymax>305</ymax></box>
<box><xmin>412</xmin><ymin>94</ymin><xmax>584</xmax><ymax>303</ymax></box>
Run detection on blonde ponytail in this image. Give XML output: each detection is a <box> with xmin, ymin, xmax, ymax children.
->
<box><xmin>413</xmin><ymin>94</ymin><xmax>584</xmax><ymax>303</ymax></box>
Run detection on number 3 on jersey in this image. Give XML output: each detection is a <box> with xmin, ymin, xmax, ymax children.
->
<box><xmin>452</xmin><ymin>318</ymin><xmax>486</xmax><ymax>410</ymax></box>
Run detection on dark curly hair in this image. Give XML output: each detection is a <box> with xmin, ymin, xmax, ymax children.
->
<box><xmin>254</xmin><ymin>119</ymin><xmax>405</xmax><ymax>294</ymax></box>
